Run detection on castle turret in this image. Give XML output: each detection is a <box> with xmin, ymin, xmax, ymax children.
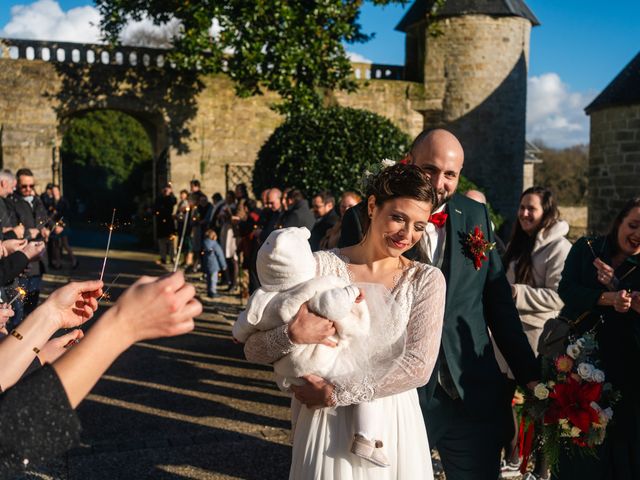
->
<box><xmin>397</xmin><ymin>0</ymin><xmax>539</xmax><ymax>219</ymax></box>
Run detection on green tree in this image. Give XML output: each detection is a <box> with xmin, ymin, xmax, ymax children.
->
<box><xmin>253</xmin><ymin>106</ymin><xmax>411</xmax><ymax>198</ymax></box>
<box><xmin>533</xmin><ymin>142</ymin><xmax>589</xmax><ymax>206</ymax></box>
<box><xmin>96</xmin><ymin>0</ymin><xmax>406</xmax><ymax>113</ymax></box>
<box><xmin>61</xmin><ymin>110</ymin><xmax>153</xmax><ymax>222</ymax></box>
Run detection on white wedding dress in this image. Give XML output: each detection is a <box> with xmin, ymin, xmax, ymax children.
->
<box><xmin>244</xmin><ymin>250</ymin><xmax>446</xmax><ymax>480</ymax></box>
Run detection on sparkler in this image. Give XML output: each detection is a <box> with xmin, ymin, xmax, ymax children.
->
<box><xmin>173</xmin><ymin>206</ymin><xmax>191</xmax><ymax>272</ymax></box>
<box><xmin>8</xmin><ymin>287</ymin><xmax>27</xmax><ymax>306</ymax></box>
<box><xmin>98</xmin><ymin>273</ymin><xmax>121</xmax><ymax>303</ymax></box>
<box><xmin>99</xmin><ymin>209</ymin><xmax>116</xmax><ymax>282</ymax></box>
<box><xmin>586</xmin><ymin>238</ymin><xmax>598</xmax><ymax>259</ymax></box>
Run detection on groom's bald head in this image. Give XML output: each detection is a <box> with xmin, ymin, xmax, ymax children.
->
<box><xmin>404</xmin><ymin>129</ymin><xmax>464</xmax><ymax>205</ymax></box>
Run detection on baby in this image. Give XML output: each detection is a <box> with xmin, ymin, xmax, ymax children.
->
<box><xmin>233</xmin><ymin>227</ymin><xmax>390</xmax><ymax>467</ymax></box>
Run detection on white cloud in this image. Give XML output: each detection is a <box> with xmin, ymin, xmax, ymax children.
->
<box><xmin>0</xmin><ymin>0</ymin><xmax>182</xmax><ymax>48</ymax></box>
<box><xmin>527</xmin><ymin>73</ymin><xmax>596</xmax><ymax>148</ymax></box>
<box><xmin>346</xmin><ymin>51</ymin><xmax>372</xmax><ymax>64</ymax></box>
<box><xmin>1</xmin><ymin>0</ymin><xmax>101</xmax><ymax>43</ymax></box>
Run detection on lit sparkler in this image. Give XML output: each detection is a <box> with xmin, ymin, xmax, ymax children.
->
<box><xmin>8</xmin><ymin>287</ymin><xmax>27</xmax><ymax>306</ymax></box>
<box><xmin>173</xmin><ymin>206</ymin><xmax>191</xmax><ymax>272</ymax></box>
<box><xmin>586</xmin><ymin>238</ymin><xmax>598</xmax><ymax>259</ymax></box>
<box><xmin>98</xmin><ymin>273</ymin><xmax>121</xmax><ymax>303</ymax></box>
<box><xmin>99</xmin><ymin>209</ymin><xmax>116</xmax><ymax>282</ymax></box>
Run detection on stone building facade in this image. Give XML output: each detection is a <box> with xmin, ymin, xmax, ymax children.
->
<box><xmin>585</xmin><ymin>51</ymin><xmax>640</xmax><ymax>233</ymax></box>
<box><xmin>0</xmin><ymin>0</ymin><xmax>539</xmax><ymax>219</ymax></box>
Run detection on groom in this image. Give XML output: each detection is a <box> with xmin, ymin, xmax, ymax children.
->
<box><xmin>339</xmin><ymin>129</ymin><xmax>539</xmax><ymax>479</ymax></box>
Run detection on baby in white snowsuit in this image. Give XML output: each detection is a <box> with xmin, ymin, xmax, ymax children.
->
<box><xmin>233</xmin><ymin>227</ymin><xmax>390</xmax><ymax>467</ymax></box>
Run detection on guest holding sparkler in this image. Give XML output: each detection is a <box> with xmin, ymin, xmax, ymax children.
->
<box><xmin>8</xmin><ymin>169</ymin><xmax>49</xmax><ymax>324</ymax></box>
<box><xmin>0</xmin><ymin>271</ymin><xmax>201</xmax><ymax>476</ymax></box>
<box><xmin>552</xmin><ymin>197</ymin><xmax>640</xmax><ymax>479</ymax></box>
<box><xmin>47</xmin><ymin>185</ymin><xmax>77</xmax><ymax>270</ymax></box>
<box><xmin>0</xmin><ymin>170</ymin><xmax>24</xmax><ymax>240</ymax></box>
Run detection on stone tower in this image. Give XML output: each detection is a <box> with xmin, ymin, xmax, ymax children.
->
<box><xmin>397</xmin><ymin>0</ymin><xmax>539</xmax><ymax>219</ymax></box>
<box><xmin>585</xmin><ymin>52</ymin><xmax>640</xmax><ymax>234</ymax></box>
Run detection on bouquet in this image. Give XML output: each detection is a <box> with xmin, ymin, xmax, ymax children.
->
<box><xmin>516</xmin><ymin>328</ymin><xmax>620</xmax><ymax>473</ymax></box>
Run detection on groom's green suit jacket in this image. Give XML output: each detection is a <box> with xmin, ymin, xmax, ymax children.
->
<box><xmin>339</xmin><ymin>193</ymin><xmax>539</xmax><ymax>422</ymax></box>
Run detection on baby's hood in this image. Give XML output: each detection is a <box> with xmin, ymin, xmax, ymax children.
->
<box><xmin>257</xmin><ymin>227</ymin><xmax>316</xmax><ymax>291</ymax></box>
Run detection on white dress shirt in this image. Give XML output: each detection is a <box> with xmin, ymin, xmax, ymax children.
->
<box><xmin>422</xmin><ymin>204</ymin><xmax>447</xmax><ymax>266</ymax></box>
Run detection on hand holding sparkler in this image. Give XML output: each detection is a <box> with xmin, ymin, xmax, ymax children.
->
<box><xmin>37</xmin><ymin>279</ymin><xmax>103</xmax><ymax>330</ymax></box>
<box><xmin>100</xmin><ymin>209</ymin><xmax>116</xmax><ymax>282</ymax></box>
<box><xmin>38</xmin><ymin>329</ymin><xmax>84</xmax><ymax>363</ymax></box>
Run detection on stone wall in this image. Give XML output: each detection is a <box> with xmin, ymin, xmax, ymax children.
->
<box><xmin>588</xmin><ymin>105</ymin><xmax>640</xmax><ymax>233</ymax></box>
<box><xmin>0</xmin><ymin>55</ymin><xmax>423</xmax><ymax>197</ymax></box>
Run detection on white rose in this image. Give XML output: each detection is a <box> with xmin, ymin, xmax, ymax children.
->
<box><xmin>381</xmin><ymin>159</ymin><xmax>396</xmax><ymax>168</ymax></box>
<box><xmin>577</xmin><ymin>362</ymin><xmax>595</xmax><ymax>380</ymax></box>
<box><xmin>570</xmin><ymin>426</ymin><xmax>581</xmax><ymax>437</ymax></box>
<box><xmin>566</xmin><ymin>344</ymin><xmax>581</xmax><ymax>359</ymax></box>
<box><xmin>592</xmin><ymin>369</ymin><xmax>605</xmax><ymax>383</ymax></box>
<box><xmin>534</xmin><ymin>383</ymin><xmax>550</xmax><ymax>400</ymax></box>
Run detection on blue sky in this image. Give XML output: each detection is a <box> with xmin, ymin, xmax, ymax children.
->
<box><xmin>2</xmin><ymin>0</ymin><xmax>639</xmax><ymax>147</ymax></box>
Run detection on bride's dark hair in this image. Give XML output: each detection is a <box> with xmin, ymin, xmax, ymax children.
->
<box><xmin>361</xmin><ymin>163</ymin><xmax>436</xmax><ymax>231</ymax></box>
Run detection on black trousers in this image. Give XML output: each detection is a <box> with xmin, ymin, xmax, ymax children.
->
<box><xmin>426</xmin><ymin>386</ymin><xmax>509</xmax><ymax>480</ymax></box>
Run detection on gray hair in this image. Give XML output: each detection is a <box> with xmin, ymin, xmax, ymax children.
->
<box><xmin>0</xmin><ymin>169</ymin><xmax>14</xmax><ymax>183</ymax></box>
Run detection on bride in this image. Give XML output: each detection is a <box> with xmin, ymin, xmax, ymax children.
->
<box><xmin>244</xmin><ymin>163</ymin><xmax>446</xmax><ymax>479</ymax></box>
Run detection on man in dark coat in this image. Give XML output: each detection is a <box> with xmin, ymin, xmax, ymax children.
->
<box><xmin>279</xmin><ymin>189</ymin><xmax>315</xmax><ymax>231</ymax></box>
<box><xmin>0</xmin><ymin>170</ymin><xmax>23</xmax><ymax>240</ymax></box>
<box><xmin>9</xmin><ymin>168</ymin><xmax>49</xmax><ymax>323</ymax></box>
<box><xmin>339</xmin><ymin>129</ymin><xmax>539</xmax><ymax>480</ymax></box>
<box><xmin>309</xmin><ymin>191</ymin><xmax>339</xmax><ymax>252</ymax></box>
<box><xmin>259</xmin><ymin>188</ymin><xmax>284</xmax><ymax>244</ymax></box>
<box><xmin>154</xmin><ymin>183</ymin><xmax>177</xmax><ymax>265</ymax></box>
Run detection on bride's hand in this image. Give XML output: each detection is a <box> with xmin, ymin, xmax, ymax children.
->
<box><xmin>288</xmin><ymin>303</ymin><xmax>337</xmax><ymax>347</ymax></box>
<box><xmin>290</xmin><ymin>374</ymin><xmax>335</xmax><ymax>408</ymax></box>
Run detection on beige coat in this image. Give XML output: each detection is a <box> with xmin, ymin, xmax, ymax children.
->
<box><xmin>495</xmin><ymin>220</ymin><xmax>572</xmax><ymax>375</ymax></box>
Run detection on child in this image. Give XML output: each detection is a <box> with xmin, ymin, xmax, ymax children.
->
<box><xmin>234</xmin><ymin>227</ymin><xmax>404</xmax><ymax>467</ymax></box>
<box><xmin>202</xmin><ymin>229</ymin><xmax>227</xmax><ymax>297</ymax></box>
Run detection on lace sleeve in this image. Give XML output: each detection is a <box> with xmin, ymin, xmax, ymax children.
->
<box><xmin>331</xmin><ymin>265</ymin><xmax>446</xmax><ymax>406</ymax></box>
<box><xmin>243</xmin><ymin>324</ymin><xmax>296</xmax><ymax>365</ymax></box>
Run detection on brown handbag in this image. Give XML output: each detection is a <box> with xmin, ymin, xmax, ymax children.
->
<box><xmin>537</xmin><ymin>311</ymin><xmax>596</xmax><ymax>360</ymax></box>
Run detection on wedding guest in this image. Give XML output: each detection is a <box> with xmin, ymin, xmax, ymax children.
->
<box><xmin>553</xmin><ymin>197</ymin><xmax>640</xmax><ymax>480</ymax></box>
<box><xmin>175</xmin><ymin>189</ymin><xmax>191</xmax><ymax>268</ymax></box>
<box><xmin>320</xmin><ymin>191</ymin><xmax>361</xmax><ymax>250</ymax></box>
<box><xmin>498</xmin><ymin>187</ymin><xmax>571</xmax><ymax>480</ymax></box>
<box><xmin>9</xmin><ymin>168</ymin><xmax>50</xmax><ymax>323</ymax></box>
<box><xmin>339</xmin><ymin>129</ymin><xmax>539</xmax><ymax>479</ymax></box>
<box><xmin>280</xmin><ymin>189</ymin><xmax>315</xmax><ymax>231</ymax></box>
<box><xmin>0</xmin><ymin>272</ymin><xmax>200</xmax><ymax>477</ymax></box>
<box><xmin>47</xmin><ymin>185</ymin><xmax>77</xmax><ymax>270</ymax></box>
<box><xmin>309</xmin><ymin>191</ymin><xmax>339</xmax><ymax>252</ymax></box>
<box><xmin>0</xmin><ymin>170</ymin><xmax>23</xmax><ymax>240</ymax></box>
<box><xmin>203</xmin><ymin>229</ymin><xmax>227</xmax><ymax>298</ymax></box>
<box><xmin>235</xmin><ymin>183</ymin><xmax>249</xmax><ymax>203</ymax></box>
<box><xmin>220</xmin><ymin>205</ymin><xmax>239</xmax><ymax>292</ymax></box>
<box><xmin>259</xmin><ymin>188</ymin><xmax>284</xmax><ymax>244</ymax></box>
<box><xmin>154</xmin><ymin>183</ymin><xmax>177</xmax><ymax>265</ymax></box>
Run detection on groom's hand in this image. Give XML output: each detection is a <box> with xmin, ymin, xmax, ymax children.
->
<box><xmin>288</xmin><ymin>303</ymin><xmax>337</xmax><ymax>347</ymax></box>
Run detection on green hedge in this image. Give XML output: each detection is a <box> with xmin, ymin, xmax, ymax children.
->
<box><xmin>253</xmin><ymin>106</ymin><xmax>503</xmax><ymax>228</ymax></box>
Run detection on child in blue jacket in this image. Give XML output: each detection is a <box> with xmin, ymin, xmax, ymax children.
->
<box><xmin>203</xmin><ymin>229</ymin><xmax>227</xmax><ymax>297</ymax></box>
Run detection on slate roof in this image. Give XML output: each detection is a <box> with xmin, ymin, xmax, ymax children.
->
<box><xmin>395</xmin><ymin>0</ymin><xmax>540</xmax><ymax>32</ymax></box>
<box><xmin>585</xmin><ymin>51</ymin><xmax>640</xmax><ymax>114</ymax></box>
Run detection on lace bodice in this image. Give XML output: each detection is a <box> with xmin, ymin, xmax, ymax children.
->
<box><xmin>243</xmin><ymin>249</ymin><xmax>446</xmax><ymax>406</ymax></box>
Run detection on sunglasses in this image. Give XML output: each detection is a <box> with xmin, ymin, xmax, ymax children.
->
<box><xmin>20</xmin><ymin>184</ymin><xmax>35</xmax><ymax>189</ymax></box>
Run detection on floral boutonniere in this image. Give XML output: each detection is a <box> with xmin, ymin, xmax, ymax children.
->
<box><xmin>464</xmin><ymin>226</ymin><xmax>495</xmax><ymax>270</ymax></box>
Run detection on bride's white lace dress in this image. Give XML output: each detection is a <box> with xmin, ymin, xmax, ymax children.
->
<box><xmin>244</xmin><ymin>250</ymin><xmax>446</xmax><ymax>480</ymax></box>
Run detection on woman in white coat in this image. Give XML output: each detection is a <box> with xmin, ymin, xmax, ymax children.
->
<box><xmin>499</xmin><ymin>186</ymin><xmax>572</xmax><ymax>480</ymax></box>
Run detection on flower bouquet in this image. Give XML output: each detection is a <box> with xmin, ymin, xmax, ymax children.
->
<box><xmin>515</xmin><ymin>330</ymin><xmax>620</xmax><ymax>473</ymax></box>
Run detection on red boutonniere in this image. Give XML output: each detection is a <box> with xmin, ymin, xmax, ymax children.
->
<box><xmin>464</xmin><ymin>226</ymin><xmax>495</xmax><ymax>270</ymax></box>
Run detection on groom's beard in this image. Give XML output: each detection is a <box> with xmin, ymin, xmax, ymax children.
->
<box><xmin>435</xmin><ymin>189</ymin><xmax>450</xmax><ymax>209</ymax></box>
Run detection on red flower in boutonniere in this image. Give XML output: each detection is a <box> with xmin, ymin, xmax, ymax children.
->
<box><xmin>464</xmin><ymin>226</ymin><xmax>495</xmax><ymax>270</ymax></box>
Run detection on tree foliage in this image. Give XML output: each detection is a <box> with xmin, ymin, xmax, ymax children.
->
<box><xmin>61</xmin><ymin>110</ymin><xmax>153</xmax><ymax>222</ymax></box>
<box><xmin>253</xmin><ymin>106</ymin><xmax>411</xmax><ymax>198</ymax></box>
<box><xmin>533</xmin><ymin>142</ymin><xmax>589</xmax><ymax>206</ymax></box>
<box><xmin>96</xmin><ymin>0</ymin><xmax>406</xmax><ymax>113</ymax></box>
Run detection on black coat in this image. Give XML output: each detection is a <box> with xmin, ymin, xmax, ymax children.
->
<box><xmin>0</xmin><ymin>197</ymin><xmax>18</xmax><ymax>240</ymax></box>
<box><xmin>280</xmin><ymin>200</ymin><xmax>315</xmax><ymax>231</ymax></box>
<box><xmin>0</xmin><ymin>365</ymin><xmax>81</xmax><ymax>477</ymax></box>
<box><xmin>154</xmin><ymin>194</ymin><xmax>177</xmax><ymax>238</ymax></box>
<box><xmin>8</xmin><ymin>194</ymin><xmax>49</xmax><ymax>276</ymax></box>
<box><xmin>0</xmin><ymin>252</ymin><xmax>29</xmax><ymax>288</ymax></box>
<box><xmin>309</xmin><ymin>209</ymin><xmax>339</xmax><ymax>252</ymax></box>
